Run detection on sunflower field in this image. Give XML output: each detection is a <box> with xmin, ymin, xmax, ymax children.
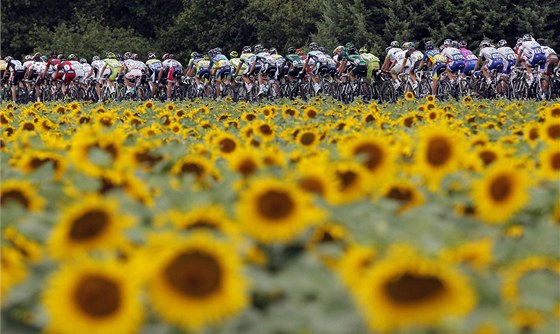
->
<box><xmin>1</xmin><ymin>97</ymin><xmax>559</xmax><ymax>334</ymax></box>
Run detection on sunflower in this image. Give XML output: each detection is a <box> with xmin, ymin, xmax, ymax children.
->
<box><xmin>42</xmin><ymin>259</ymin><xmax>143</xmax><ymax>334</ymax></box>
<box><xmin>226</xmin><ymin>146</ymin><xmax>262</xmax><ymax>177</ymax></box>
<box><xmin>253</xmin><ymin>120</ymin><xmax>276</xmax><ymax>141</ymax></box>
<box><xmin>170</xmin><ymin>155</ymin><xmax>217</xmax><ymax>184</ymax></box>
<box><xmin>354</xmin><ymin>245</ymin><xmax>476</xmax><ymax>333</ymax></box>
<box><xmin>509</xmin><ymin>309</ymin><xmax>546</xmax><ymax>331</ymax></box>
<box><xmin>68</xmin><ymin>126</ymin><xmax>132</xmax><ymax>183</ymax></box>
<box><xmin>303</xmin><ymin>106</ymin><xmax>320</xmax><ymax>119</ymax></box>
<box><xmin>336</xmin><ymin>244</ymin><xmax>376</xmax><ymax>289</ymax></box>
<box><xmin>472</xmin><ymin>143</ymin><xmax>507</xmax><ymax>170</ymax></box>
<box><xmin>404</xmin><ymin>91</ymin><xmax>415</xmax><ymax>101</ymax></box>
<box><xmin>439</xmin><ymin>239</ymin><xmax>494</xmax><ymax>271</ymax></box>
<box><xmin>163</xmin><ymin>205</ymin><xmax>239</xmax><ymax>238</ymax></box>
<box><xmin>281</xmin><ymin>105</ymin><xmax>299</xmax><ymax>118</ymax></box>
<box><xmin>339</xmin><ymin>133</ymin><xmax>395</xmax><ymax>191</ymax></box>
<box><xmin>414</xmin><ymin>124</ymin><xmax>464</xmax><ymax>191</ymax></box>
<box><xmin>538</xmin><ymin>145</ymin><xmax>560</xmax><ymax>181</ymax></box>
<box><xmin>540</xmin><ymin>118</ymin><xmax>560</xmax><ymax>144</ymax></box>
<box><xmin>1</xmin><ymin>246</ymin><xmax>28</xmax><ymax>297</ymax></box>
<box><xmin>293</xmin><ymin>160</ymin><xmax>338</xmax><ymax>202</ymax></box>
<box><xmin>0</xmin><ymin>179</ymin><xmax>45</xmax><ymax>212</ymax></box>
<box><xmin>212</xmin><ymin>132</ymin><xmax>239</xmax><ymax>156</ymax></box>
<box><xmin>13</xmin><ymin>150</ymin><xmax>67</xmax><ymax>180</ymax></box>
<box><xmin>236</xmin><ymin>177</ymin><xmax>325</xmax><ymax>243</ymax></box>
<box><xmin>147</xmin><ymin>232</ymin><xmax>248</xmax><ymax>330</ymax></box>
<box><xmin>3</xmin><ymin>226</ymin><xmax>42</xmax><ymax>263</ymax></box>
<box><xmin>295</xmin><ymin>128</ymin><xmax>321</xmax><ymax>148</ymax></box>
<box><xmin>384</xmin><ymin>179</ymin><xmax>425</xmax><ymax>213</ymax></box>
<box><xmin>47</xmin><ymin>194</ymin><xmax>135</xmax><ymax>260</ymax></box>
<box><xmin>330</xmin><ymin>161</ymin><xmax>372</xmax><ymax>204</ymax></box>
<box><xmin>472</xmin><ymin>164</ymin><xmax>530</xmax><ymax>224</ymax></box>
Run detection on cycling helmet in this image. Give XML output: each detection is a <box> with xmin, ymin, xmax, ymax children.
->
<box><xmin>132</xmin><ymin>53</ymin><xmax>139</xmax><ymax>60</ymax></box>
<box><xmin>93</xmin><ymin>56</ymin><xmax>101</xmax><ymax>61</ymax></box>
<box><xmin>253</xmin><ymin>44</ymin><xmax>263</xmax><ymax>53</ymax></box>
<box><xmin>408</xmin><ymin>42</ymin><xmax>415</xmax><ymax>49</ymax></box>
<box><xmin>123</xmin><ymin>52</ymin><xmax>132</xmax><ymax>59</ymax></box>
<box><xmin>497</xmin><ymin>39</ymin><xmax>507</xmax><ymax>47</ymax></box>
<box><xmin>116</xmin><ymin>54</ymin><xmax>123</xmax><ymax>61</ymax></box>
<box><xmin>58</xmin><ymin>54</ymin><xmax>66</xmax><ymax>60</ymax></box>
<box><xmin>148</xmin><ymin>53</ymin><xmax>156</xmax><ymax>59</ymax></box>
<box><xmin>359</xmin><ymin>47</ymin><xmax>368</xmax><ymax>53</ymax></box>
<box><xmin>270</xmin><ymin>48</ymin><xmax>277</xmax><ymax>54</ymax></box>
<box><xmin>296</xmin><ymin>48</ymin><xmax>304</xmax><ymax>55</ymax></box>
<box><xmin>459</xmin><ymin>40</ymin><xmax>467</xmax><ymax>48</ymax></box>
<box><xmin>451</xmin><ymin>40</ymin><xmax>459</xmax><ymax>48</ymax></box>
<box><xmin>229</xmin><ymin>51</ymin><xmax>238</xmax><ymax>58</ymax></box>
<box><xmin>333</xmin><ymin>46</ymin><xmax>345</xmax><ymax>55</ymax></box>
<box><xmin>208</xmin><ymin>49</ymin><xmax>215</xmax><ymax>56</ymax></box>
<box><xmin>390</xmin><ymin>40</ymin><xmax>399</xmax><ymax>47</ymax></box>
<box><xmin>288</xmin><ymin>47</ymin><xmax>296</xmax><ymax>54</ymax></box>
<box><xmin>401</xmin><ymin>42</ymin><xmax>409</xmax><ymax>49</ymax></box>
<box><xmin>162</xmin><ymin>53</ymin><xmax>170</xmax><ymax>60</ymax></box>
<box><xmin>263</xmin><ymin>48</ymin><xmax>269</xmax><ymax>53</ymax></box>
<box><xmin>215</xmin><ymin>47</ymin><xmax>222</xmax><ymax>54</ymax></box>
<box><xmin>24</xmin><ymin>55</ymin><xmax>32</xmax><ymax>61</ymax></box>
<box><xmin>424</xmin><ymin>40</ymin><xmax>434</xmax><ymax>50</ymax></box>
<box><xmin>345</xmin><ymin>42</ymin><xmax>355</xmax><ymax>49</ymax></box>
<box><xmin>80</xmin><ymin>58</ymin><xmax>87</xmax><ymax>63</ymax></box>
<box><xmin>522</xmin><ymin>34</ymin><xmax>532</xmax><ymax>41</ymax></box>
<box><xmin>107</xmin><ymin>52</ymin><xmax>116</xmax><ymax>59</ymax></box>
<box><xmin>193</xmin><ymin>52</ymin><xmax>202</xmax><ymax>59</ymax></box>
<box><xmin>169</xmin><ymin>54</ymin><xmax>175</xmax><ymax>59</ymax></box>
<box><xmin>318</xmin><ymin>46</ymin><xmax>326</xmax><ymax>53</ymax></box>
<box><xmin>4</xmin><ymin>56</ymin><xmax>13</xmax><ymax>62</ymax></box>
<box><xmin>348</xmin><ymin>47</ymin><xmax>358</xmax><ymax>54</ymax></box>
<box><xmin>40</xmin><ymin>56</ymin><xmax>48</xmax><ymax>62</ymax></box>
<box><xmin>68</xmin><ymin>54</ymin><xmax>77</xmax><ymax>60</ymax></box>
<box><xmin>443</xmin><ymin>38</ymin><xmax>452</xmax><ymax>46</ymax></box>
<box><xmin>479</xmin><ymin>40</ymin><xmax>490</xmax><ymax>48</ymax></box>
<box><xmin>309</xmin><ymin>42</ymin><xmax>319</xmax><ymax>51</ymax></box>
<box><xmin>242</xmin><ymin>45</ymin><xmax>251</xmax><ymax>53</ymax></box>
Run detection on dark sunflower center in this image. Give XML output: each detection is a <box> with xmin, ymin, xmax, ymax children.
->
<box><xmin>354</xmin><ymin>143</ymin><xmax>383</xmax><ymax>171</ymax></box>
<box><xmin>30</xmin><ymin>157</ymin><xmax>60</xmax><ymax>170</ymax></box>
<box><xmin>23</xmin><ymin>122</ymin><xmax>35</xmax><ymax>131</ymax></box>
<box><xmin>259</xmin><ymin>125</ymin><xmax>272</xmax><ymax>135</ymax></box>
<box><xmin>74</xmin><ymin>275</ymin><xmax>121</xmax><ymax>317</ymax></box>
<box><xmin>529</xmin><ymin>128</ymin><xmax>539</xmax><ymax>140</ymax></box>
<box><xmin>300</xmin><ymin>133</ymin><xmax>316</xmax><ymax>146</ymax></box>
<box><xmin>547</xmin><ymin>124</ymin><xmax>560</xmax><ymax>139</ymax></box>
<box><xmin>219</xmin><ymin>138</ymin><xmax>236</xmax><ymax>153</ymax></box>
<box><xmin>1</xmin><ymin>190</ymin><xmax>30</xmax><ymax>208</ymax></box>
<box><xmin>181</xmin><ymin>162</ymin><xmax>204</xmax><ymax>176</ymax></box>
<box><xmin>164</xmin><ymin>251</ymin><xmax>222</xmax><ymax>298</ymax></box>
<box><xmin>551</xmin><ymin>153</ymin><xmax>560</xmax><ymax>170</ymax></box>
<box><xmin>489</xmin><ymin>174</ymin><xmax>513</xmax><ymax>202</ymax></box>
<box><xmin>426</xmin><ymin>136</ymin><xmax>451</xmax><ymax>167</ymax></box>
<box><xmin>365</xmin><ymin>114</ymin><xmax>375</xmax><ymax>123</ymax></box>
<box><xmin>245</xmin><ymin>114</ymin><xmax>256</xmax><ymax>121</ymax></box>
<box><xmin>337</xmin><ymin>171</ymin><xmax>358</xmax><ymax>191</ymax></box>
<box><xmin>386</xmin><ymin>187</ymin><xmax>413</xmax><ymax>203</ymax></box>
<box><xmin>69</xmin><ymin>210</ymin><xmax>109</xmax><ymax>241</ymax></box>
<box><xmin>186</xmin><ymin>220</ymin><xmax>217</xmax><ymax>230</ymax></box>
<box><xmin>479</xmin><ymin>151</ymin><xmax>497</xmax><ymax>166</ymax></box>
<box><xmin>237</xmin><ymin>158</ymin><xmax>258</xmax><ymax>176</ymax></box>
<box><xmin>384</xmin><ymin>273</ymin><xmax>445</xmax><ymax>304</ymax></box>
<box><xmin>403</xmin><ymin>117</ymin><xmax>414</xmax><ymax>127</ymax></box>
<box><xmin>257</xmin><ymin>190</ymin><xmax>295</xmax><ymax>220</ymax></box>
<box><xmin>299</xmin><ymin>178</ymin><xmax>325</xmax><ymax>195</ymax></box>
<box><xmin>307</xmin><ymin>110</ymin><xmax>317</xmax><ymax>118</ymax></box>
<box><xmin>285</xmin><ymin>108</ymin><xmax>296</xmax><ymax>116</ymax></box>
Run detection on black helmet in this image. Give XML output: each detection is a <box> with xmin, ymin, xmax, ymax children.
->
<box><xmin>425</xmin><ymin>41</ymin><xmax>434</xmax><ymax>50</ymax></box>
<box><xmin>242</xmin><ymin>45</ymin><xmax>251</xmax><ymax>53</ymax></box>
<box><xmin>318</xmin><ymin>46</ymin><xmax>326</xmax><ymax>53</ymax></box>
<box><xmin>253</xmin><ymin>44</ymin><xmax>263</xmax><ymax>53</ymax></box>
<box><xmin>124</xmin><ymin>52</ymin><xmax>132</xmax><ymax>59</ymax></box>
<box><xmin>116</xmin><ymin>54</ymin><xmax>123</xmax><ymax>61</ymax></box>
<box><xmin>148</xmin><ymin>53</ymin><xmax>156</xmax><ymax>59</ymax></box>
<box><xmin>309</xmin><ymin>42</ymin><xmax>319</xmax><ymax>51</ymax></box>
<box><xmin>288</xmin><ymin>47</ymin><xmax>296</xmax><ymax>54</ymax></box>
<box><xmin>459</xmin><ymin>40</ymin><xmax>467</xmax><ymax>48</ymax></box>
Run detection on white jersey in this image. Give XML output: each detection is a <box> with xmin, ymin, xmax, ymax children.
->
<box><xmin>409</xmin><ymin>50</ymin><xmax>424</xmax><ymax>62</ymax></box>
<box><xmin>32</xmin><ymin>61</ymin><xmax>46</xmax><ymax>73</ymax></box>
<box><xmin>256</xmin><ymin>52</ymin><xmax>276</xmax><ymax>66</ymax></box>
<box><xmin>392</xmin><ymin>50</ymin><xmax>406</xmax><ymax>63</ymax></box>
<box><xmin>23</xmin><ymin>60</ymin><xmax>34</xmax><ymax>72</ymax></box>
<box><xmin>162</xmin><ymin>59</ymin><xmax>182</xmax><ymax>70</ymax></box>
<box><xmin>134</xmin><ymin>60</ymin><xmax>147</xmax><ymax>72</ymax></box>
<box><xmin>9</xmin><ymin>60</ymin><xmax>24</xmax><ymax>71</ymax></box>
<box><xmin>81</xmin><ymin>63</ymin><xmax>92</xmax><ymax>78</ymax></box>
<box><xmin>91</xmin><ymin>60</ymin><xmax>110</xmax><ymax>76</ymax></box>
<box><xmin>386</xmin><ymin>47</ymin><xmax>401</xmax><ymax>58</ymax></box>
<box><xmin>124</xmin><ymin>59</ymin><xmax>141</xmax><ymax>71</ymax></box>
<box><xmin>541</xmin><ymin>46</ymin><xmax>557</xmax><ymax>57</ymax></box>
<box><xmin>441</xmin><ymin>47</ymin><xmax>465</xmax><ymax>62</ymax></box>
<box><xmin>519</xmin><ymin>40</ymin><xmax>543</xmax><ymax>60</ymax></box>
<box><xmin>479</xmin><ymin>47</ymin><xmax>504</xmax><ymax>61</ymax></box>
<box><xmin>70</xmin><ymin>61</ymin><xmax>85</xmax><ymax>77</ymax></box>
<box><xmin>497</xmin><ymin>46</ymin><xmax>517</xmax><ymax>62</ymax></box>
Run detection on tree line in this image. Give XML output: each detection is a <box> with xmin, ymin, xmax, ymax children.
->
<box><xmin>2</xmin><ymin>0</ymin><xmax>558</xmax><ymax>63</ymax></box>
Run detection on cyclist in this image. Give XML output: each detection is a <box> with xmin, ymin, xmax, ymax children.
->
<box><xmin>233</xmin><ymin>46</ymin><xmax>258</xmax><ymax>93</ymax></box>
<box><xmin>358</xmin><ymin>47</ymin><xmax>380</xmax><ymax>83</ymax></box>
<box><xmin>80</xmin><ymin>58</ymin><xmax>93</xmax><ymax>86</ymax></box>
<box><xmin>381</xmin><ymin>41</ymin><xmax>401</xmax><ymax>71</ymax></box>
<box><xmin>475</xmin><ymin>40</ymin><xmax>505</xmax><ymax>86</ymax></box>
<box><xmin>3</xmin><ymin>56</ymin><xmax>25</xmax><ymax>102</ymax></box>
<box><xmin>270</xmin><ymin>48</ymin><xmax>287</xmax><ymax>81</ymax></box>
<box><xmin>284</xmin><ymin>47</ymin><xmax>304</xmax><ymax>82</ymax></box>
<box><xmin>401</xmin><ymin>42</ymin><xmax>424</xmax><ymax>89</ymax></box>
<box><xmin>96</xmin><ymin>52</ymin><xmax>122</xmax><ymax>98</ymax></box>
<box><xmin>496</xmin><ymin>39</ymin><xmax>517</xmax><ymax>77</ymax></box>
<box><xmin>228</xmin><ymin>51</ymin><xmax>245</xmax><ymax>80</ymax></box>
<box><xmin>302</xmin><ymin>42</ymin><xmax>331</xmax><ymax>93</ymax></box>
<box><xmin>440</xmin><ymin>40</ymin><xmax>466</xmax><ymax>84</ymax></box>
<box><xmin>56</xmin><ymin>54</ymin><xmax>77</xmax><ymax>97</ymax></box>
<box><xmin>417</xmin><ymin>40</ymin><xmax>447</xmax><ymax>95</ymax></box>
<box><xmin>515</xmin><ymin>34</ymin><xmax>546</xmax><ymax>85</ymax></box>
<box><xmin>252</xmin><ymin>44</ymin><xmax>277</xmax><ymax>96</ymax></box>
<box><xmin>26</xmin><ymin>53</ymin><xmax>45</xmax><ymax>101</ymax></box>
<box><xmin>186</xmin><ymin>52</ymin><xmax>211</xmax><ymax>94</ymax></box>
<box><xmin>146</xmin><ymin>53</ymin><xmax>162</xmax><ymax>97</ymax></box>
<box><xmin>157</xmin><ymin>53</ymin><xmax>183</xmax><ymax>100</ymax></box>
<box><xmin>209</xmin><ymin>47</ymin><xmax>232</xmax><ymax>97</ymax></box>
<box><xmin>68</xmin><ymin>54</ymin><xmax>85</xmax><ymax>89</ymax></box>
<box><xmin>536</xmin><ymin>39</ymin><xmax>558</xmax><ymax>92</ymax></box>
<box><xmin>458</xmin><ymin>40</ymin><xmax>478</xmax><ymax>76</ymax></box>
<box><xmin>387</xmin><ymin>43</ymin><xmax>408</xmax><ymax>89</ymax></box>
<box><xmin>120</xmin><ymin>52</ymin><xmax>143</xmax><ymax>95</ymax></box>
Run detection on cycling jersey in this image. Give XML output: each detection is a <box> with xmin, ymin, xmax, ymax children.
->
<box><xmin>541</xmin><ymin>46</ymin><xmax>557</xmax><ymax>57</ymax></box>
<box><xmin>441</xmin><ymin>47</ymin><xmax>466</xmax><ymax>73</ymax></box>
<box><xmin>162</xmin><ymin>59</ymin><xmax>183</xmax><ymax>81</ymax></box>
<box><xmin>229</xmin><ymin>58</ymin><xmax>246</xmax><ymax>76</ymax></box>
<box><xmin>6</xmin><ymin>60</ymin><xmax>25</xmax><ymax>84</ymax></box>
<box><xmin>390</xmin><ymin>50</ymin><xmax>408</xmax><ymax>73</ymax></box>
<box><xmin>479</xmin><ymin>47</ymin><xmax>505</xmax><ymax>72</ymax></box>
<box><xmin>347</xmin><ymin>53</ymin><xmax>367</xmax><ymax>77</ymax></box>
<box><xmin>497</xmin><ymin>46</ymin><xmax>517</xmax><ymax>75</ymax></box>
<box><xmin>209</xmin><ymin>54</ymin><xmax>232</xmax><ymax>81</ymax></box>
<box><xmin>422</xmin><ymin>50</ymin><xmax>446</xmax><ymax>79</ymax></box>
<box><xmin>81</xmin><ymin>62</ymin><xmax>92</xmax><ymax>80</ymax></box>
<box><xmin>192</xmin><ymin>58</ymin><xmax>211</xmax><ymax>79</ymax></box>
<box><xmin>240</xmin><ymin>53</ymin><xmax>259</xmax><ymax>75</ymax></box>
<box><xmin>284</xmin><ymin>54</ymin><xmax>303</xmax><ymax>77</ymax></box>
<box><xmin>459</xmin><ymin>48</ymin><xmax>477</xmax><ymax>74</ymax></box>
<box><xmin>69</xmin><ymin>61</ymin><xmax>85</xmax><ymax>79</ymax></box>
<box><xmin>102</xmin><ymin>58</ymin><xmax>122</xmax><ymax>80</ymax></box>
<box><xmin>360</xmin><ymin>53</ymin><xmax>380</xmax><ymax>80</ymax></box>
<box><xmin>92</xmin><ymin>60</ymin><xmax>109</xmax><ymax>78</ymax></box>
<box><xmin>518</xmin><ymin>40</ymin><xmax>546</xmax><ymax>68</ymax></box>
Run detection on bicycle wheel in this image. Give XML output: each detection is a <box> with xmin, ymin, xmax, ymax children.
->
<box><xmin>379</xmin><ymin>81</ymin><xmax>395</xmax><ymax>103</ymax></box>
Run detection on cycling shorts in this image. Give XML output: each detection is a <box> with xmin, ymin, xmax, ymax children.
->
<box><xmin>197</xmin><ymin>69</ymin><xmax>211</xmax><ymax>80</ymax></box>
<box><xmin>125</xmin><ymin>69</ymin><xmax>143</xmax><ymax>80</ymax></box>
<box><xmin>10</xmin><ymin>70</ymin><xmax>25</xmax><ymax>85</ymax></box>
<box><xmin>528</xmin><ymin>53</ymin><xmax>546</xmax><ymax>70</ymax></box>
<box><xmin>447</xmin><ymin>59</ymin><xmax>465</xmax><ymax>73</ymax></box>
<box><xmin>215</xmin><ymin>66</ymin><xmax>232</xmax><ymax>82</ymax></box>
<box><xmin>485</xmin><ymin>59</ymin><xmax>504</xmax><ymax>72</ymax></box>
<box><xmin>501</xmin><ymin>60</ymin><xmax>516</xmax><ymax>75</ymax></box>
<box><xmin>462</xmin><ymin>60</ymin><xmax>477</xmax><ymax>75</ymax></box>
<box><xmin>431</xmin><ymin>62</ymin><xmax>446</xmax><ymax>79</ymax></box>
<box><xmin>62</xmin><ymin>72</ymin><xmax>76</xmax><ymax>84</ymax></box>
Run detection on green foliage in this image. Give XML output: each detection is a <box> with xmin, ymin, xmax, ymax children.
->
<box><xmin>1</xmin><ymin>0</ymin><xmax>558</xmax><ymax>59</ymax></box>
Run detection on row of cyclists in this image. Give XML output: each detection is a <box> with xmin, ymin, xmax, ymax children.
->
<box><xmin>1</xmin><ymin>34</ymin><xmax>558</xmax><ymax>103</ymax></box>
